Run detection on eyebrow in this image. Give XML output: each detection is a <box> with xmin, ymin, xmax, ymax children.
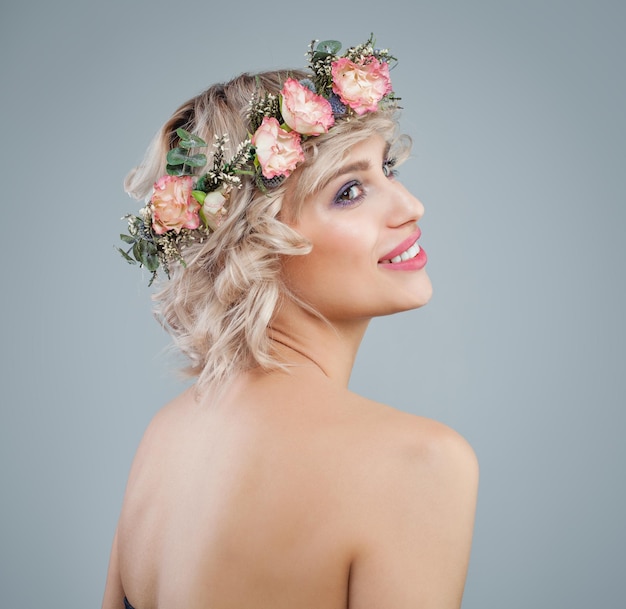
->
<box><xmin>329</xmin><ymin>159</ymin><xmax>371</xmax><ymax>182</ymax></box>
<box><xmin>322</xmin><ymin>141</ymin><xmax>392</xmax><ymax>189</ymax></box>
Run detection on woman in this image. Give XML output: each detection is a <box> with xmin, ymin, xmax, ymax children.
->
<box><xmin>104</xmin><ymin>36</ymin><xmax>478</xmax><ymax>609</ymax></box>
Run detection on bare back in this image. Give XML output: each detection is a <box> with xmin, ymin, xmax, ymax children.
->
<box><xmin>105</xmin><ymin>365</ymin><xmax>478</xmax><ymax>609</ymax></box>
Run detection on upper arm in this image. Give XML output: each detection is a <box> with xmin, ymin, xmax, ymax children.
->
<box><xmin>348</xmin><ymin>422</ymin><xmax>479</xmax><ymax>609</ymax></box>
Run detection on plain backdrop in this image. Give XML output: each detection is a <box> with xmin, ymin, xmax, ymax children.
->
<box><xmin>1</xmin><ymin>1</ymin><xmax>624</xmax><ymax>607</ymax></box>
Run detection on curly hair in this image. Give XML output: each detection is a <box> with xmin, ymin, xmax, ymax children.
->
<box><xmin>124</xmin><ymin>70</ymin><xmax>409</xmax><ymax>393</ymax></box>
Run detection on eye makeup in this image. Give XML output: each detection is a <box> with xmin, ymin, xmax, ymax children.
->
<box><xmin>332</xmin><ymin>180</ymin><xmax>366</xmax><ymax>207</ymax></box>
<box><xmin>331</xmin><ymin>155</ymin><xmax>398</xmax><ymax>208</ymax></box>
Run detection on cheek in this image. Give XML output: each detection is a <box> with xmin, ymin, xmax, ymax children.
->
<box><xmin>281</xmin><ymin>226</ymin><xmax>369</xmax><ymax>293</ymax></box>
<box><xmin>306</xmin><ymin>224</ymin><xmax>371</xmax><ymax>277</ymax></box>
<box><xmin>282</xmin><ymin>239</ymin><xmax>336</xmax><ymax>289</ymax></box>
<box><xmin>313</xmin><ymin>217</ymin><xmax>369</xmax><ymax>257</ymax></box>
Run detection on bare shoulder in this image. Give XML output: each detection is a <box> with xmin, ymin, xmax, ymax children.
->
<box><xmin>119</xmin><ymin>388</ymin><xmax>197</xmax><ymax>518</ymax></box>
<box><xmin>347</xmin><ymin>394</ymin><xmax>478</xmax><ymax>475</ymax></box>
<box><xmin>337</xmin><ymin>393</ymin><xmax>479</xmax><ymax>538</ymax></box>
<box><xmin>128</xmin><ymin>388</ymin><xmax>195</xmax><ymax>460</ymax></box>
<box><xmin>344</xmin><ymin>396</ymin><xmax>479</xmax><ymax>609</ymax></box>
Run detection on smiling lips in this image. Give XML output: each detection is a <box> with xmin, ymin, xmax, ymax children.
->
<box><xmin>378</xmin><ymin>228</ymin><xmax>427</xmax><ymax>271</ymax></box>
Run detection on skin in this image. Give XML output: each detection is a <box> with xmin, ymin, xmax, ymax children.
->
<box><xmin>102</xmin><ymin>135</ymin><xmax>479</xmax><ymax>609</ymax></box>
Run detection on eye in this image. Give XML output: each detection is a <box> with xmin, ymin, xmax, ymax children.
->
<box><xmin>383</xmin><ymin>157</ymin><xmax>398</xmax><ymax>179</ymax></box>
<box><xmin>333</xmin><ymin>180</ymin><xmax>365</xmax><ymax>207</ymax></box>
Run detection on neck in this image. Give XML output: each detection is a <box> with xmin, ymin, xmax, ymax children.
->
<box><xmin>268</xmin><ymin>298</ymin><xmax>370</xmax><ymax>388</ymax></box>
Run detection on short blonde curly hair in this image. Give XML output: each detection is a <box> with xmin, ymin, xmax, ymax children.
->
<box><xmin>124</xmin><ymin>70</ymin><xmax>409</xmax><ymax>392</ymax></box>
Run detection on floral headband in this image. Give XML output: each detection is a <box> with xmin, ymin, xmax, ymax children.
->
<box><xmin>118</xmin><ymin>34</ymin><xmax>398</xmax><ymax>283</ymax></box>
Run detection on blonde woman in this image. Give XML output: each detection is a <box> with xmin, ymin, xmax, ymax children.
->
<box><xmin>104</xmin><ymin>36</ymin><xmax>478</xmax><ymax>609</ymax></box>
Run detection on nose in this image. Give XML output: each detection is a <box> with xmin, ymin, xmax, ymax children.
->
<box><xmin>387</xmin><ymin>180</ymin><xmax>424</xmax><ymax>227</ymax></box>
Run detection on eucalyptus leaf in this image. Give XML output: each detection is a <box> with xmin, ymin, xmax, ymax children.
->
<box><xmin>166</xmin><ymin>147</ymin><xmax>189</xmax><ymax>165</ymax></box>
<box><xmin>166</xmin><ymin>164</ymin><xmax>187</xmax><ymax>176</ymax></box>
<box><xmin>132</xmin><ymin>241</ymin><xmax>143</xmax><ymax>263</ymax></box>
<box><xmin>117</xmin><ymin>247</ymin><xmax>137</xmax><ymax>264</ymax></box>
<box><xmin>175</xmin><ymin>128</ymin><xmax>206</xmax><ymax>148</ymax></box>
<box><xmin>311</xmin><ymin>52</ymin><xmax>330</xmax><ymax>62</ymax></box>
<box><xmin>119</xmin><ymin>233</ymin><xmax>136</xmax><ymax>244</ymax></box>
<box><xmin>143</xmin><ymin>251</ymin><xmax>160</xmax><ymax>272</ymax></box>
<box><xmin>179</xmin><ymin>134</ymin><xmax>208</xmax><ymax>149</ymax></box>
<box><xmin>176</xmin><ymin>127</ymin><xmax>192</xmax><ymax>139</ymax></box>
<box><xmin>183</xmin><ymin>153</ymin><xmax>206</xmax><ymax>167</ymax></box>
<box><xmin>134</xmin><ymin>240</ymin><xmax>159</xmax><ymax>271</ymax></box>
<box><xmin>316</xmin><ymin>40</ymin><xmax>341</xmax><ymax>54</ymax></box>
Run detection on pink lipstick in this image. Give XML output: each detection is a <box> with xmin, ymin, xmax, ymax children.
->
<box><xmin>378</xmin><ymin>228</ymin><xmax>427</xmax><ymax>271</ymax></box>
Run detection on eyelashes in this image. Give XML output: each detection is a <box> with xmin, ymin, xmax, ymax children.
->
<box><xmin>383</xmin><ymin>157</ymin><xmax>398</xmax><ymax>178</ymax></box>
<box><xmin>331</xmin><ymin>158</ymin><xmax>399</xmax><ymax>208</ymax></box>
<box><xmin>333</xmin><ymin>180</ymin><xmax>365</xmax><ymax>207</ymax></box>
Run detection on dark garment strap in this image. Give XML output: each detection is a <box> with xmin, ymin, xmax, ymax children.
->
<box><xmin>124</xmin><ymin>597</ymin><xmax>135</xmax><ymax>609</ymax></box>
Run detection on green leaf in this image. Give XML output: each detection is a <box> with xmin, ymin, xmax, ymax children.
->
<box><xmin>195</xmin><ymin>175</ymin><xmax>208</xmax><ymax>191</ymax></box>
<box><xmin>316</xmin><ymin>40</ymin><xmax>341</xmax><ymax>55</ymax></box>
<box><xmin>143</xmin><ymin>250</ymin><xmax>160</xmax><ymax>272</ymax></box>
<box><xmin>119</xmin><ymin>233</ymin><xmax>136</xmax><ymax>244</ymax></box>
<box><xmin>177</xmin><ymin>129</ymin><xmax>207</xmax><ymax>148</ymax></box>
<box><xmin>133</xmin><ymin>240</ymin><xmax>160</xmax><ymax>271</ymax></box>
<box><xmin>117</xmin><ymin>247</ymin><xmax>136</xmax><ymax>264</ymax></box>
<box><xmin>312</xmin><ymin>40</ymin><xmax>342</xmax><ymax>61</ymax></box>
<box><xmin>132</xmin><ymin>241</ymin><xmax>143</xmax><ymax>263</ymax></box>
<box><xmin>192</xmin><ymin>190</ymin><xmax>206</xmax><ymax>204</ymax></box>
<box><xmin>176</xmin><ymin>128</ymin><xmax>207</xmax><ymax>148</ymax></box>
<box><xmin>166</xmin><ymin>147</ymin><xmax>189</xmax><ymax>165</ymax></box>
<box><xmin>166</xmin><ymin>148</ymin><xmax>206</xmax><ymax>168</ymax></box>
<box><xmin>166</xmin><ymin>164</ymin><xmax>187</xmax><ymax>176</ymax></box>
<box><xmin>183</xmin><ymin>153</ymin><xmax>206</xmax><ymax>167</ymax></box>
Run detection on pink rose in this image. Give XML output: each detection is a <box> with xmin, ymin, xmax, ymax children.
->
<box><xmin>200</xmin><ymin>188</ymin><xmax>228</xmax><ymax>231</ymax></box>
<box><xmin>331</xmin><ymin>56</ymin><xmax>392</xmax><ymax>115</ymax></box>
<box><xmin>202</xmin><ymin>189</ymin><xmax>227</xmax><ymax>215</ymax></box>
<box><xmin>252</xmin><ymin>116</ymin><xmax>305</xmax><ymax>179</ymax></box>
<box><xmin>150</xmin><ymin>175</ymin><xmax>200</xmax><ymax>235</ymax></box>
<box><xmin>280</xmin><ymin>78</ymin><xmax>334</xmax><ymax>135</ymax></box>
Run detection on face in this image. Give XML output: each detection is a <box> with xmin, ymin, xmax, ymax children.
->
<box><xmin>281</xmin><ymin>134</ymin><xmax>432</xmax><ymax>323</ymax></box>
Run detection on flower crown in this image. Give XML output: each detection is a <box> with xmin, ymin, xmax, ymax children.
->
<box><xmin>118</xmin><ymin>34</ymin><xmax>398</xmax><ymax>284</ymax></box>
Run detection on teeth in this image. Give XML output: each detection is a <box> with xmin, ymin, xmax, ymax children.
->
<box><xmin>389</xmin><ymin>241</ymin><xmax>420</xmax><ymax>264</ymax></box>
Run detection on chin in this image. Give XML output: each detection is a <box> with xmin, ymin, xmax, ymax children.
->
<box><xmin>405</xmin><ymin>270</ymin><xmax>433</xmax><ymax>310</ymax></box>
<box><xmin>381</xmin><ymin>273</ymin><xmax>432</xmax><ymax>316</ymax></box>
<box><xmin>419</xmin><ymin>273</ymin><xmax>434</xmax><ymax>304</ymax></box>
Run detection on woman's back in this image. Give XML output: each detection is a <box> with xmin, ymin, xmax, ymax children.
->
<box><xmin>114</xmin><ymin>364</ymin><xmax>477</xmax><ymax>609</ymax></box>
<box><xmin>104</xmin><ymin>34</ymin><xmax>478</xmax><ymax>608</ymax></box>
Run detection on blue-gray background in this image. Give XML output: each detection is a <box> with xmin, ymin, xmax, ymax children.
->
<box><xmin>1</xmin><ymin>0</ymin><xmax>624</xmax><ymax>607</ymax></box>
